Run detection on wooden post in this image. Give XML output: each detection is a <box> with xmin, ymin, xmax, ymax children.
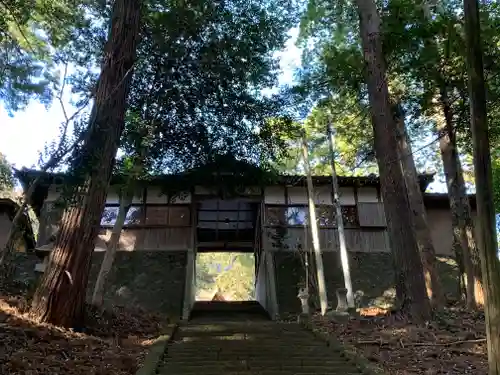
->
<box><xmin>261</xmin><ymin>198</ymin><xmax>279</xmax><ymax>319</ymax></box>
<box><xmin>301</xmin><ymin>132</ymin><xmax>329</xmax><ymax>315</ymax></box>
<box><xmin>327</xmin><ymin>120</ymin><xmax>355</xmax><ymax>308</ymax></box>
<box><xmin>182</xmin><ymin>192</ymin><xmax>197</xmax><ymax>320</ymax></box>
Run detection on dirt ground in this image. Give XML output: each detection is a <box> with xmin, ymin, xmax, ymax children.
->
<box><xmin>311</xmin><ymin>306</ymin><xmax>487</xmax><ymax>375</ymax></box>
<box><xmin>0</xmin><ymin>292</ymin><xmax>166</xmax><ymax>375</ymax></box>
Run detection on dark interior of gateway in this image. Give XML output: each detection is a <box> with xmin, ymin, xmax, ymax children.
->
<box><xmin>196</xmin><ymin>197</ymin><xmax>259</xmax><ymax>253</ymax></box>
<box><xmin>195</xmin><ymin>197</ymin><xmax>259</xmax><ymax>303</ymax></box>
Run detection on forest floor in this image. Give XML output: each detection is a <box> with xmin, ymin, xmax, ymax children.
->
<box><xmin>0</xmin><ymin>283</ymin><xmax>166</xmax><ymax>375</ymax></box>
<box><xmin>311</xmin><ymin>305</ymin><xmax>487</xmax><ymax>375</ymax></box>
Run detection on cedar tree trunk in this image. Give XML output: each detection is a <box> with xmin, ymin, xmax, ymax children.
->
<box><xmin>438</xmin><ymin>90</ymin><xmax>482</xmax><ymax>308</ymax></box>
<box><xmin>355</xmin><ymin>0</ymin><xmax>431</xmax><ymax>322</ymax></box>
<box><xmin>463</xmin><ymin>0</ymin><xmax>500</xmax><ymax>373</ymax></box>
<box><xmin>393</xmin><ymin>104</ymin><xmax>445</xmax><ymax>308</ymax></box>
<box><xmin>29</xmin><ymin>0</ymin><xmax>142</xmax><ymax>328</ymax></box>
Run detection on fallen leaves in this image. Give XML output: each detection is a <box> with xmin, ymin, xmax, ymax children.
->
<box><xmin>311</xmin><ymin>306</ymin><xmax>488</xmax><ymax>375</ymax></box>
<box><xmin>0</xmin><ymin>294</ymin><xmax>166</xmax><ymax>375</ymax></box>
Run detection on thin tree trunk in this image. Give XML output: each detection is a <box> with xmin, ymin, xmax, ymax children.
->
<box><xmin>457</xmin><ymin>163</ymin><xmax>484</xmax><ymax>305</ymax></box>
<box><xmin>393</xmin><ymin>104</ymin><xmax>445</xmax><ymax>308</ymax></box>
<box><xmin>90</xmin><ymin>188</ymin><xmax>134</xmax><ymax>307</ymax></box>
<box><xmin>301</xmin><ymin>133</ymin><xmax>328</xmax><ymax>315</ymax></box>
<box><xmin>438</xmin><ymin>90</ymin><xmax>479</xmax><ymax>308</ymax></box>
<box><xmin>29</xmin><ymin>0</ymin><xmax>142</xmax><ymax>328</ymax></box>
<box><xmin>463</xmin><ymin>0</ymin><xmax>500</xmax><ymax>372</ymax></box>
<box><xmin>355</xmin><ymin>0</ymin><xmax>431</xmax><ymax>322</ymax></box>
<box><xmin>91</xmin><ymin>143</ymin><xmax>147</xmax><ymax>307</ymax></box>
<box><xmin>326</xmin><ymin>120</ymin><xmax>354</xmax><ymax>308</ymax></box>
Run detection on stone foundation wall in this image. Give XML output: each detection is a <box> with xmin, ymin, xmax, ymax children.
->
<box><xmin>273</xmin><ymin>251</ymin><xmax>460</xmax><ymax>314</ymax></box>
<box><xmin>10</xmin><ymin>250</ymin><xmax>460</xmax><ymax>318</ymax></box>
<box><xmin>87</xmin><ymin>251</ymin><xmax>187</xmax><ymax>316</ymax></box>
<box><xmin>9</xmin><ymin>251</ymin><xmax>188</xmax><ymax>318</ymax></box>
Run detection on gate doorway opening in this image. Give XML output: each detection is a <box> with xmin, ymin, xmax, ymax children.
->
<box><xmin>195</xmin><ymin>252</ymin><xmax>255</xmax><ymax>301</ymax></box>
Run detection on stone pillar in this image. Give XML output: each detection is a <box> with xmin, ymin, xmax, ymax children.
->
<box><xmin>297</xmin><ymin>287</ymin><xmax>310</xmax><ymax>314</ymax></box>
<box><xmin>336</xmin><ymin>287</ymin><xmax>349</xmax><ymax>312</ymax></box>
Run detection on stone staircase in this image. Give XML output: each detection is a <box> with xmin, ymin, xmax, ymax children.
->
<box><xmin>156</xmin><ymin>301</ymin><xmax>365</xmax><ymax>375</ymax></box>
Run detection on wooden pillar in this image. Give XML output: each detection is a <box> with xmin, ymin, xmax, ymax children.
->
<box><xmin>182</xmin><ymin>190</ymin><xmax>197</xmax><ymax>320</ymax></box>
<box><xmin>261</xmin><ymin>194</ymin><xmax>279</xmax><ymax>319</ymax></box>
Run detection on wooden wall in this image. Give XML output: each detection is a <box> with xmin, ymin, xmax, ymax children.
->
<box><xmin>37</xmin><ymin>182</ymin><xmax>461</xmax><ymax>256</ymax></box>
<box><xmin>38</xmin><ymin>187</ymin><xmax>194</xmax><ymax>252</ymax></box>
<box><xmin>261</xmin><ymin>184</ymin><xmax>390</xmax><ymax>253</ymax></box>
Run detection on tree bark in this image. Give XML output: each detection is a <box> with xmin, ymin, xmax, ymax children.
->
<box><xmin>90</xmin><ymin>188</ymin><xmax>134</xmax><ymax>307</ymax></box>
<box><xmin>438</xmin><ymin>90</ymin><xmax>482</xmax><ymax>308</ymax></box>
<box><xmin>419</xmin><ymin>0</ymin><xmax>473</xmax><ymax>305</ymax></box>
<box><xmin>29</xmin><ymin>0</ymin><xmax>142</xmax><ymax>328</ymax></box>
<box><xmin>463</xmin><ymin>0</ymin><xmax>500</xmax><ymax>373</ymax></box>
<box><xmin>393</xmin><ymin>104</ymin><xmax>445</xmax><ymax>308</ymax></box>
<box><xmin>355</xmin><ymin>0</ymin><xmax>431</xmax><ymax>322</ymax></box>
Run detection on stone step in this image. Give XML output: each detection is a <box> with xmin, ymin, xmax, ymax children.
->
<box><xmin>167</xmin><ymin>345</ymin><xmax>330</xmax><ymax>353</ymax></box>
<box><xmin>174</xmin><ymin>336</ymin><xmax>327</xmax><ymax>346</ymax></box>
<box><xmin>162</xmin><ymin>360</ymin><xmax>353</xmax><ymax>367</ymax></box>
<box><xmin>160</xmin><ymin>365</ymin><xmax>361</xmax><ymax>375</ymax></box>
<box><xmin>165</xmin><ymin>351</ymin><xmax>334</xmax><ymax>361</ymax></box>
<box><xmin>160</xmin><ymin>371</ymin><xmax>360</xmax><ymax>375</ymax></box>
<box><xmin>179</xmin><ymin>327</ymin><xmax>306</xmax><ymax>334</ymax></box>
<box><xmin>155</xmin><ymin>316</ymin><xmax>363</xmax><ymax>375</ymax></box>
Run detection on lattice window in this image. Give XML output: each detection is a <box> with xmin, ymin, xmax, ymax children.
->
<box><xmin>100</xmin><ymin>205</ymin><xmax>143</xmax><ymax>227</ymax></box>
<box><xmin>265</xmin><ymin>207</ymin><xmax>286</xmax><ymax>226</ymax></box>
<box><xmin>265</xmin><ymin>205</ymin><xmax>358</xmax><ymax>228</ymax></box>
<box><xmin>341</xmin><ymin>206</ymin><xmax>359</xmax><ymax>227</ymax></box>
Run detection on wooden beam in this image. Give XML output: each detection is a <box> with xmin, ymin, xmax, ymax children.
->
<box><xmin>262</xmin><ymin>196</ymin><xmax>279</xmax><ymax>320</ymax></box>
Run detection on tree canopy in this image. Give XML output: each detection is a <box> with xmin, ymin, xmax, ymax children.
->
<box><xmin>0</xmin><ymin>153</ymin><xmax>14</xmax><ymax>192</ymax></box>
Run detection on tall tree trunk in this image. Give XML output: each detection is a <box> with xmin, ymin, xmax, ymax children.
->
<box><xmin>463</xmin><ymin>0</ymin><xmax>500</xmax><ymax>373</ymax></box>
<box><xmin>29</xmin><ymin>0</ymin><xmax>142</xmax><ymax>328</ymax></box>
<box><xmin>419</xmin><ymin>0</ymin><xmax>472</xmax><ymax>303</ymax></box>
<box><xmin>355</xmin><ymin>0</ymin><xmax>431</xmax><ymax>322</ymax></box>
<box><xmin>457</xmin><ymin>162</ymin><xmax>484</xmax><ymax>305</ymax></box>
<box><xmin>91</xmin><ymin>188</ymin><xmax>134</xmax><ymax>307</ymax></box>
<box><xmin>438</xmin><ymin>90</ymin><xmax>482</xmax><ymax>308</ymax></box>
<box><xmin>393</xmin><ymin>104</ymin><xmax>445</xmax><ymax>308</ymax></box>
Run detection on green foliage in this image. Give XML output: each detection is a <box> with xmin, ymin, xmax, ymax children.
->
<box><xmin>0</xmin><ymin>154</ymin><xmax>14</xmax><ymax>192</ymax></box>
<box><xmin>0</xmin><ymin>153</ymin><xmax>14</xmax><ymax>191</ymax></box>
<box><xmin>125</xmin><ymin>0</ymin><xmax>298</xmax><ymax>166</ymax></box>
<box><xmin>57</xmin><ymin>0</ymin><xmax>299</xmax><ymax>206</ymax></box>
<box><xmin>295</xmin><ymin>0</ymin><xmax>500</xmax><ymax>186</ymax></box>
<box><xmin>0</xmin><ymin>0</ymin><xmax>97</xmax><ymax>113</ymax></box>
<box><xmin>196</xmin><ymin>252</ymin><xmax>255</xmax><ymax>301</ymax></box>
